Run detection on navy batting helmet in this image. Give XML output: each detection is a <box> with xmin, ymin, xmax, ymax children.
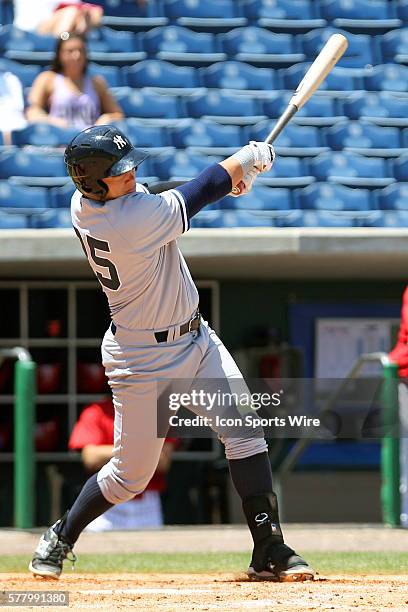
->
<box><xmin>64</xmin><ymin>125</ymin><xmax>149</xmax><ymax>202</ymax></box>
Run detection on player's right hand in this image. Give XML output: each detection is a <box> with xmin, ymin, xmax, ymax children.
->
<box><xmin>248</xmin><ymin>141</ymin><xmax>275</xmax><ymax>173</ymax></box>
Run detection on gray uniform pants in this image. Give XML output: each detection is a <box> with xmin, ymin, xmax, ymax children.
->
<box><xmin>97</xmin><ymin>318</ymin><xmax>267</xmax><ymax>505</ymax></box>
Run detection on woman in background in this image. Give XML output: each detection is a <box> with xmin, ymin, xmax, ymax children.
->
<box><xmin>26</xmin><ymin>33</ymin><xmax>123</xmax><ymax>130</ymax></box>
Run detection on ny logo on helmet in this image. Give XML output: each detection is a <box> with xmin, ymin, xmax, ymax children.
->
<box><xmin>113</xmin><ymin>135</ymin><xmax>127</xmax><ymax>150</ymax></box>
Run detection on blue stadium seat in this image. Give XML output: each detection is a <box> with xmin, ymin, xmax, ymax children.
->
<box><xmin>295</xmin><ymin>183</ymin><xmax>373</xmax><ymax>211</ymax></box>
<box><xmin>31</xmin><ymin>209</ymin><xmax>72</xmax><ymax>229</ymax></box>
<box><xmin>0</xmin><ymin>58</ymin><xmax>40</xmax><ymax>88</ymax></box>
<box><xmin>114</xmin><ymin>119</ymin><xmax>169</xmax><ymax>148</ymax></box>
<box><xmin>319</xmin><ymin>0</ymin><xmax>400</xmax><ymax>32</ymax></box>
<box><xmin>241</xmin><ymin>0</ymin><xmax>325</xmax><ymax>30</ymax></box>
<box><xmin>88</xmin><ymin>63</ymin><xmax>122</xmax><ymax>88</ymax></box>
<box><xmin>283</xmin><ymin>63</ymin><xmax>358</xmax><ymax>92</ymax></box>
<box><xmin>11</xmin><ymin>124</ymin><xmax>78</xmax><ymax>147</ymax></box>
<box><xmin>376</xmin><ymin>184</ymin><xmax>408</xmax><ymax>210</ymax></box>
<box><xmin>152</xmin><ymin>150</ymin><xmax>219</xmax><ymax>180</ymax></box>
<box><xmin>162</xmin><ymin>0</ymin><xmax>246</xmax><ymax>31</ymax></box>
<box><xmin>50</xmin><ymin>183</ymin><xmax>76</xmax><ymax>209</ymax></box>
<box><xmin>87</xmin><ymin>26</ymin><xmax>138</xmax><ymax>53</ymax></box>
<box><xmin>341</xmin><ymin>93</ymin><xmax>408</xmax><ymax>126</ymax></box>
<box><xmin>310</xmin><ymin>151</ymin><xmax>394</xmax><ymax>188</ymax></box>
<box><xmin>248</xmin><ymin>121</ymin><xmax>327</xmax><ymax>156</ymax></box>
<box><xmin>185</xmin><ymin>91</ymin><xmax>263</xmax><ymax>123</ymax></box>
<box><xmin>123</xmin><ymin>59</ymin><xmax>200</xmax><ymax>89</ymax></box>
<box><xmin>97</xmin><ymin>0</ymin><xmax>161</xmax><ymax>17</ymax></box>
<box><xmin>259</xmin><ymin>157</ymin><xmax>314</xmax><ymax>188</ymax></box>
<box><xmin>143</xmin><ymin>25</ymin><xmax>225</xmax><ymax>65</ymax></box>
<box><xmin>219</xmin><ymin>27</ymin><xmax>304</xmax><ymax>66</ymax></box>
<box><xmin>171</xmin><ymin>119</ymin><xmax>243</xmax><ymax>152</ymax></box>
<box><xmin>229</xmin><ymin>186</ymin><xmax>292</xmax><ymax>211</ymax></box>
<box><xmin>302</xmin><ymin>210</ymin><xmax>355</xmax><ymax>227</ymax></box>
<box><xmin>0</xmin><ymin>1</ymin><xmax>14</xmax><ymax>26</ymax></box>
<box><xmin>191</xmin><ymin>210</ymin><xmax>272</xmax><ymax>228</ymax></box>
<box><xmin>0</xmin><ymin>210</ymin><xmax>28</xmax><ymax>229</ymax></box>
<box><xmin>393</xmin><ymin>156</ymin><xmax>408</xmax><ymax>181</ymax></box>
<box><xmin>381</xmin><ymin>29</ymin><xmax>408</xmax><ymax>64</ymax></box>
<box><xmin>303</xmin><ymin>28</ymin><xmax>374</xmax><ymax>69</ymax></box>
<box><xmin>0</xmin><ymin>26</ymin><xmax>55</xmax><ymax>52</ymax></box>
<box><xmin>262</xmin><ymin>92</ymin><xmax>342</xmax><ymax>126</ymax></box>
<box><xmin>272</xmin><ymin>209</ymin><xmax>304</xmax><ymax>227</ymax></box>
<box><xmin>365</xmin><ymin>65</ymin><xmax>408</xmax><ymax>93</ymax></box>
<box><xmin>0</xmin><ymin>181</ymin><xmax>49</xmax><ymax>210</ymax></box>
<box><xmin>325</xmin><ymin>121</ymin><xmax>404</xmax><ymax>155</ymax></box>
<box><xmin>381</xmin><ymin>211</ymin><xmax>408</xmax><ymax>228</ymax></box>
<box><xmin>200</xmin><ymin>61</ymin><xmax>276</xmax><ymax>90</ymax></box>
<box><xmin>115</xmin><ymin>89</ymin><xmax>181</xmax><ymax>119</ymax></box>
<box><xmin>398</xmin><ymin>1</ymin><xmax>408</xmax><ymax>21</ymax></box>
<box><xmin>0</xmin><ymin>150</ymin><xmax>67</xmax><ymax>186</ymax></box>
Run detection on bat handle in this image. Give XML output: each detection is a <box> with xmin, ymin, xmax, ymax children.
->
<box><xmin>265</xmin><ymin>103</ymin><xmax>298</xmax><ymax>144</ymax></box>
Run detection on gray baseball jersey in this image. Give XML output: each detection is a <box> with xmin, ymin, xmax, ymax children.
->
<box><xmin>71</xmin><ymin>183</ymin><xmax>199</xmax><ymax>329</ymax></box>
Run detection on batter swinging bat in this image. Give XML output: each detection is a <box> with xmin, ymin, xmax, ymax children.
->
<box><xmin>232</xmin><ymin>33</ymin><xmax>348</xmax><ymax>195</ymax></box>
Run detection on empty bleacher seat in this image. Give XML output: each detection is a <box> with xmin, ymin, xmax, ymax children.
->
<box><xmin>393</xmin><ymin>156</ymin><xmax>408</xmax><ymax>181</ymax></box>
<box><xmin>31</xmin><ymin>209</ymin><xmax>72</xmax><ymax>229</ymax></box>
<box><xmin>248</xmin><ymin>121</ymin><xmax>328</xmax><ymax>156</ymax></box>
<box><xmin>143</xmin><ymin>25</ymin><xmax>225</xmax><ymax>65</ymax></box>
<box><xmin>11</xmin><ymin>124</ymin><xmax>78</xmax><ymax>147</ymax></box>
<box><xmin>114</xmin><ymin>119</ymin><xmax>169</xmax><ymax>148</ymax></box>
<box><xmin>295</xmin><ymin>182</ymin><xmax>373</xmax><ymax>211</ymax></box>
<box><xmin>191</xmin><ymin>209</ymin><xmax>272</xmax><ymax>228</ymax></box>
<box><xmin>0</xmin><ymin>210</ymin><xmax>28</xmax><ymax>229</ymax></box>
<box><xmin>241</xmin><ymin>0</ymin><xmax>326</xmax><ymax>31</ymax></box>
<box><xmin>325</xmin><ymin>120</ymin><xmax>404</xmax><ymax>156</ymax></box>
<box><xmin>218</xmin><ymin>27</ymin><xmax>304</xmax><ymax>66</ymax></box>
<box><xmin>283</xmin><ymin>63</ymin><xmax>359</xmax><ymax>92</ymax></box>
<box><xmin>258</xmin><ymin>156</ymin><xmax>315</xmax><ymax>188</ymax></box>
<box><xmin>0</xmin><ymin>181</ymin><xmax>49</xmax><ymax>211</ymax></box>
<box><xmin>201</xmin><ymin>61</ymin><xmax>276</xmax><ymax>90</ymax></box>
<box><xmin>0</xmin><ymin>149</ymin><xmax>67</xmax><ymax>186</ymax></box>
<box><xmin>123</xmin><ymin>59</ymin><xmax>200</xmax><ymax>89</ymax></box>
<box><xmin>398</xmin><ymin>1</ymin><xmax>408</xmax><ymax>21</ymax></box>
<box><xmin>88</xmin><ymin>63</ymin><xmax>122</xmax><ymax>88</ymax></box>
<box><xmin>319</xmin><ymin>0</ymin><xmax>400</xmax><ymax>32</ymax></box>
<box><xmin>263</xmin><ymin>92</ymin><xmax>342</xmax><ymax>126</ymax></box>
<box><xmin>303</xmin><ymin>28</ymin><xmax>374</xmax><ymax>68</ymax></box>
<box><xmin>162</xmin><ymin>0</ymin><xmax>246</xmax><ymax>31</ymax></box>
<box><xmin>364</xmin><ymin>64</ymin><xmax>408</xmax><ymax>92</ymax></box>
<box><xmin>225</xmin><ymin>186</ymin><xmax>291</xmax><ymax>211</ymax></box>
<box><xmin>341</xmin><ymin>92</ymin><xmax>408</xmax><ymax>127</ymax></box>
<box><xmin>376</xmin><ymin>184</ymin><xmax>408</xmax><ymax>210</ymax></box>
<box><xmin>0</xmin><ymin>58</ymin><xmax>40</xmax><ymax>88</ymax></box>
<box><xmin>171</xmin><ymin>119</ymin><xmax>243</xmax><ymax>153</ymax></box>
<box><xmin>152</xmin><ymin>150</ymin><xmax>220</xmax><ymax>180</ymax></box>
<box><xmin>380</xmin><ymin>29</ymin><xmax>408</xmax><ymax>64</ymax></box>
<box><xmin>381</xmin><ymin>210</ymin><xmax>408</xmax><ymax>227</ymax></box>
<box><xmin>50</xmin><ymin>183</ymin><xmax>76</xmax><ymax>209</ymax></box>
<box><xmin>185</xmin><ymin>91</ymin><xmax>264</xmax><ymax>124</ymax></box>
<box><xmin>310</xmin><ymin>151</ymin><xmax>394</xmax><ymax>187</ymax></box>
<box><xmin>302</xmin><ymin>210</ymin><xmax>356</xmax><ymax>227</ymax></box>
<box><xmin>115</xmin><ymin>89</ymin><xmax>182</xmax><ymax>119</ymax></box>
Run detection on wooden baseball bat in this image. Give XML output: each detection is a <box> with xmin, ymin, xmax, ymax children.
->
<box><xmin>232</xmin><ymin>33</ymin><xmax>348</xmax><ymax>195</ymax></box>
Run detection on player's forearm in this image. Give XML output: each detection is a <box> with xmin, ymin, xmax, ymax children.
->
<box><xmin>176</xmin><ymin>163</ymin><xmax>232</xmax><ymax>218</ymax></box>
<box><xmin>81</xmin><ymin>444</ymin><xmax>113</xmax><ymax>472</ymax></box>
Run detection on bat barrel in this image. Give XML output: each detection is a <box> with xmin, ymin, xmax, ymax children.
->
<box><xmin>265</xmin><ymin>104</ymin><xmax>298</xmax><ymax>144</ymax></box>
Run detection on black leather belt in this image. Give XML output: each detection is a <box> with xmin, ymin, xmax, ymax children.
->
<box><xmin>110</xmin><ymin>311</ymin><xmax>201</xmax><ymax>343</ymax></box>
<box><xmin>154</xmin><ymin>311</ymin><xmax>201</xmax><ymax>343</ymax></box>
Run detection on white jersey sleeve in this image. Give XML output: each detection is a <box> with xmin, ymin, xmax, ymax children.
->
<box><xmin>115</xmin><ymin>189</ymin><xmax>189</xmax><ymax>253</ymax></box>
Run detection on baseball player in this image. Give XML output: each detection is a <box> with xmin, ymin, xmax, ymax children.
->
<box><xmin>29</xmin><ymin>125</ymin><xmax>314</xmax><ymax>582</ymax></box>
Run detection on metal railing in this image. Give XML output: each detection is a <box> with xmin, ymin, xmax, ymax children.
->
<box><xmin>0</xmin><ymin>348</ymin><xmax>36</xmax><ymax>529</ymax></box>
<box><xmin>274</xmin><ymin>353</ymin><xmax>400</xmax><ymax>526</ymax></box>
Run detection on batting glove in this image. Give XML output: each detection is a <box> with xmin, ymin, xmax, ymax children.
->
<box><xmin>248</xmin><ymin>141</ymin><xmax>275</xmax><ymax>173</ymax></box>
<box><xmin>230</xmin><ymin>167</ymin><xmax>260</xmax><ymax>197</ymax></box>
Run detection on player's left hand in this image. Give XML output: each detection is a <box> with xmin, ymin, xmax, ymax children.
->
<box><xmin>248</xmin><ymin>141</ymin><xmax>275</xmax><ymax>173</ymax></box>
<box><xmin>230</xmin><ymin>167</ymin><xmax>260</xmax><ymax>197</ymax></box>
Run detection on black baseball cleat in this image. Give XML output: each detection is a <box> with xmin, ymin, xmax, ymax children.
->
<box><xmin>247</xmin><ymin>541</ymin><xmax>315</xmax><ymax>582</ymax></box>
<box><xmin>28</xmin><ymin>513</ymin><xmax>76</xmax><ymax>580</ymax></box>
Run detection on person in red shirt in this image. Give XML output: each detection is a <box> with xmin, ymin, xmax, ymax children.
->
<box><xmin>69</xmin><ymin>398</ymin><xmax>176</xmax><ymax>530</ymax></box>
<box><xmin>389</xmin><ymin>287</ymin><xmax>408</xmax><ymax>378</ymax></box>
